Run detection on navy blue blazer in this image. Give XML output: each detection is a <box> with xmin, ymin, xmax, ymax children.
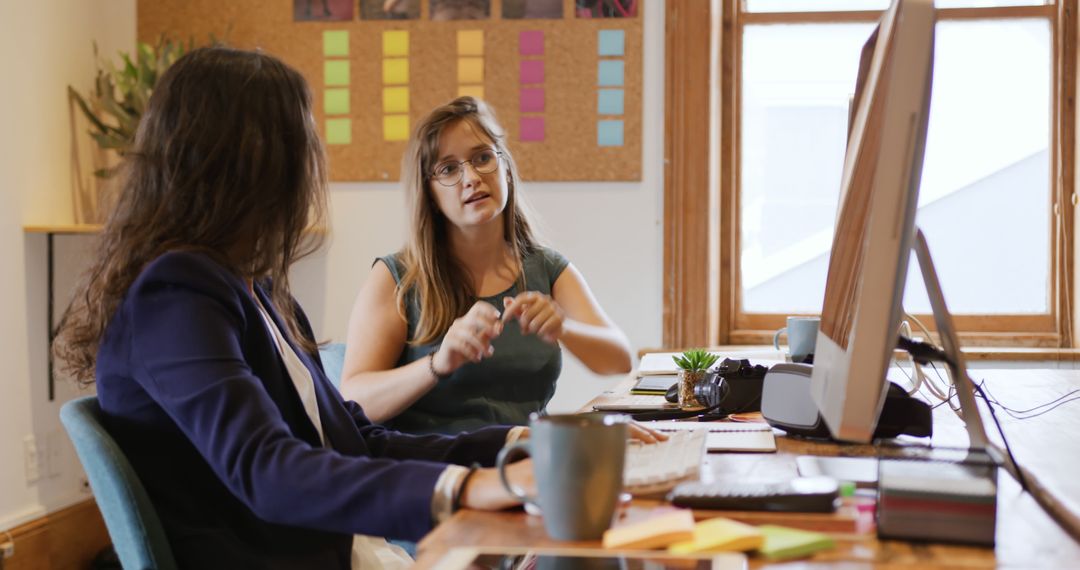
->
<box><xmin>96</xmin><ymin>251</ymin><xmax>511</xmax><ymax>569</ymax></box>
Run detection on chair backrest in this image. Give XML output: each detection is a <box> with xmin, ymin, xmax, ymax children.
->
<box><xmin>319</xmin><ymin>342</ymin><xmax>347</xmax><ymax>390</ymax></box>
<box><xmin>60</xmin><ymin>396</ymin><xmax>178</xmax><ymax>570</ymax></box>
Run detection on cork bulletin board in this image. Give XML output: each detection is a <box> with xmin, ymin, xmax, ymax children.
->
<box><xmin>137</xmin><ymin>0</ymin><xmax>643</xmax><ymax>182</ymax></box>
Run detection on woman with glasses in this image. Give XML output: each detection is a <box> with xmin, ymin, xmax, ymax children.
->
<box><xmin>340</xmin><ymin>96</ymin><xmax>634</xmax><ymax>435</ymax></box>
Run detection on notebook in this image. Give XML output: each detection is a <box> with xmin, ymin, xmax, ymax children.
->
<box><xmin>632</xmin><ymin>374</ymin><xmax>677</xmax><ymax>394</ymax></box>
<box><xmin>756</xmin><ymin>525</ymin><xmax>835</xmax><ymax>560</ymax></box>
<box><xmin>668</xmin><ymin>517</ymin><xmax>764</xmax><ymax>554</ymax></box>
<box><xmin>645</xmin><ymin>421</ymin><xmax>777</xmax><ymax>453</ymax></box>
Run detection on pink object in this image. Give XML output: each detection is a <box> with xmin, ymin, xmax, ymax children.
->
<box><xmin>520</xmin><ymin>88</ymin><xmax>545</xmax><ymax>113</ymax></box>
<box><xmin>519</xmin><ymin>31</ymin><xmax>544</xmax><ymax>55</ymax></box>
<box><xmin>520</xmin><ymin>60</ymin><xmax>545</xmax><ymax>85</ymax></box>
<box><xmin>520</xmin><ymin>117</ymin><xmax>545</xmax><ymax>142</ymax></box>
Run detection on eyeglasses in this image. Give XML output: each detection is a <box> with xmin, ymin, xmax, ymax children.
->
<box><xmin>430</xmin><ymin>149</ymin><xmax>502</xmax><ymax>187</ymax></box>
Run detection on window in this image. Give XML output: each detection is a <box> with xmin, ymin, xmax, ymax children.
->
<box><xmin>661</xmin><ymin>0</ymin><xmax>1076</xmax><ymax>348</ymax></box>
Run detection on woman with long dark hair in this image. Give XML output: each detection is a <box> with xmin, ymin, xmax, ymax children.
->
<box><xmin>54</xmin><ymin>47</ymin><xmax>531</xmax><ymax>569</ymax></box>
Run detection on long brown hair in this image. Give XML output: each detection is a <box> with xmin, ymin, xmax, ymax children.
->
<box><xmin>399</xmin><ymin>96</ymin><xmax>539</xmax><ymax>345</ymax></box>
<box><xmin>54</xmin><ymin>46</ymin><xmax>327</xmax><ymax>382</ymax></box>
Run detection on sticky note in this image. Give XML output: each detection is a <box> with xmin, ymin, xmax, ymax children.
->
<box><xmin>598</xmin><ymin>89</ymin><xmax>624</xmax><ymax>115</ymax></box>
<box><xmin>383</xmin><ymin>58</ymin><xmax>409</xmax><ymax>84</ymax></box>
<box><xmin>323</xmin><ymin>30</ymin><xmax>349</xmax><ymax>56</ymax></box>
<box><xmin>324</xmin><ymin>88</ymin><xmax>350</xmax><ymax>115</ymax></box>
<box><xmin>458</xmin><ymin>30</ymin><xmax>484</xmax><ymax>56</ymax></box>
<box><xmin>325</xmin><ymin>60</ymin><xmax>350</xmax><ymax>86</ymax></box>
<box><xmin>520</xmin><ymin>117</ymin><xmax>545</xmax><ymax>142</ymax></box>
<box><xmin>598</xmin><ymin>60</ymin><xmax>624</xmax><ymax>86</ymax></box>
<box><xmin>519</xmin><ymin>30</ymin><xmax>544</xmax><ymax>55</ymax></box>
<box><xmin>598</xmin><ymin>29</ymin><xmax>625</xmax><ymax>56</ymax></box>
<box><xmin>383</xmin><ymin>86</ymin><xmax>409</xmax><ymax>114</ymax></box>
<box><xmin>458</xmin><ymin>84</ymin><xmax>485</xmax><ymax>100</ymax></box>
<box><xmin>668</xmin><ymin>517</ymin><xmax>763</xmax><ymax>554</ymax></box>
<box><xmin>757</xmin><ymin>525</ymin><xmax>835</xmax><ymax>560</ymax></box>
<box><xmin>458</xmin><ymin>57</ymin><xmax>484</xmax><ymax>84</ymax></box>
<box><xmin>520</xmin><ymin>88</ymin><xmax>544</xmax><ymax>113</ymax></box>
<box><xmin>383</xmin><ymin>30</ymin><xmax>409</xmax><ymax>56</ymax></box>
<box><xmin>325</xmin><ymin>118</ymin><xmax>351</xmax><ymax>145</ymax></box>
<box><xmin>520</xmin><ymin>60</ymin><xmax>545</xmax><ymax>84</ymax></box>
<box><xmin>384</xmin><ymin>114</ymin><xmax>410</xmax><ymax>141</ymax></box>
<box><xmin>598</xmin><ymin>120</ymin><xmax>624</xmax><ymax>147</ymax></box>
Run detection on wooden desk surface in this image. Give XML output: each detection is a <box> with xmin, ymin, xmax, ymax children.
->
<box><xmin>415</xmin><ymin>369</ymin><xmax>1080</xmax><ymax>568</ymax></box>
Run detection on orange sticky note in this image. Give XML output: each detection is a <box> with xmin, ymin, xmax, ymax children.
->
<box><xmin>458</xmin><ymin>30</ymin><xmax>484</xmax><ymax>56</ymax></box>
<box><xmin>457</xmin><ymin>85</ymin><xmax>485</xmax><ymax>100</ymax></box>
<box><xmin>458</xmin><ymin>57</ymin><xmax>484</xmax><ymax>84</ymax></box>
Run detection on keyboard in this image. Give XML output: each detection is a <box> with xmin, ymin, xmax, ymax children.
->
<box><xmin>624</xmin><ymin>429</ymin><xmax>708</xmax><ymax>496</ymax></box>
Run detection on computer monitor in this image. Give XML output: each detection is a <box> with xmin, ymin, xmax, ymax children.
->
<box><xmin>809</xmin><ymin>0</ymin><xmax>937</xmax><ymax>443</ymax></box>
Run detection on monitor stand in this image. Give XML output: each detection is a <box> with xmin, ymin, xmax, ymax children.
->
<box><xmin>912</xmin><ymin>227</ymin><xmax>1080</xmax><ymax>541</ymax></box>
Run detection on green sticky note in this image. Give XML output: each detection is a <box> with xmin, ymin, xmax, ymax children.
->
<box><xmin>458</xmin><ymin>57</ymin><xmax>484</xmax><ymax>84</ymax></box>
<box><xmin>325</xmin><ymin>118</ymin><xmax>351</xmax><ymax>145</ymax></box>
<box><xmin>383</xmin><ymin>86</ymin><xmax>409</xmax><ymax>114</ymax></box>
<box><xmin>757</xmin><ymin>525</ymin><xmax>835</xmax><ymax>561</ymax></box>
<box><xmin>325</xmin><ymin>60</ymin><xmax>349</xmax><ymax>86</ymax></box>
<box><xmin>383</xmin><ymin>30</ymin><xmax>409</xmax><ymax>57</ymax></box>
<box><xmin>383</xmin><ymin>58</ymin><xmax>409</xmax><ymax>85</ymax></box>
<box><xmin>384</xmin><ymin>114</ymin><xmax>410</xmax><ymax>141</ymax></box>
<box><xmin>458</xmin><ymin>30</ymin><xmax>484</xmax><ymax>56</ymax></box>
<box><xmin>323</xmin><ymin>30</ymin><xmax>348</xmax><ymax>56</ymax></box>
<box><xmin>324</xmin><ymin>88</ymin><xmax>350</xmax><ymax>115</ymax></box>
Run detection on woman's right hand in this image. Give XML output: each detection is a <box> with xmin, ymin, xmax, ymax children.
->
<box><xmin>431</xmin><ymin>301</ymin><xmax>503</xmax><ymax>376</ymax></box>
<box><xmin>460</xmin><ymin>459</ymin><xmax>535</xmax><ymax>511</ymax></box>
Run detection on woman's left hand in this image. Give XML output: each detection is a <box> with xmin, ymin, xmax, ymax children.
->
<box><xmin>502</xmin><ymin>292</ymin><xmax>565</xmax><ymax>343</ymax></box>
<box><xmin>628</xmin><ymin>422</ymin><xmax>668</xmax><ymax>444</ymax></box>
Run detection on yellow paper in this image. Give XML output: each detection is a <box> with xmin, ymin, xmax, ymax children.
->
<box><xmin>324</xmin><ymin>88</ymin><xmax>350</xmax><ymax>115</ymax></box>
<box><xmin>323</xmin><ymin>30</ymin><xmax>348</xmax><ymax>57</ymax></box>
<box><xmin>457</xmin><ymin>85</ymin><xmax>485</xmax><ymax>100</ymax></box>
<box><xmin>383</xmin><ymin>30</ymin><xmax>409</xmax><ymax>57</ymax></box>
<box><xmin>602</xmin><ymin>509</ymin><xmax>696</xmax><ymax>550</ymax></box>
<box><xmin>383</xmin><ymin>87</ymin><xmax>409</xmax><ymax>114</ymax></box>
<box><xmin>668</xmin><ymin>517</ymin><xmax>764</xmax><ymax>554</ymax></box>
<box><xmin>458</xmin><ymin>57</ymin><xmax>484</xmax><ymax>84</ymax></box>
<box><xmin>457</xmin><ymin>30</ymin><xmax>484</xmax><ymax>56</ymax></box>
<box><xmin>325</xmin><ymin>118</ymin><xmax>351</xmax><ymax>145</ymax></box>
<box><xmin>324</xmin><ymin>60</ymin><xmax>350</xmax><ymax>86</ymax></box>
<box><xmin>384</xmin><ymin>114</ymin><xmax>410</xmax><ymax>142</ymax></box>
<box><xmin>383</xmin><ymin>58</ymin><xmax>409</xmax><ymax>85</ymax></box>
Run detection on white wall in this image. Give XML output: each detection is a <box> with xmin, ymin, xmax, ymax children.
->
<box><xmin>0</xmin><ymin>1</ymin><xmax>137</xmax><ymax>528</ymax></box>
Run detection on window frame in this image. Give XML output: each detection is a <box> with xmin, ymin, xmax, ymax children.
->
<box><xmin>662</xmin><ymin>0</ymin><xmax>1077</xmax><ymax>349</ymax></box>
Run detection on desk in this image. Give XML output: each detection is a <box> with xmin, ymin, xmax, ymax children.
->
<box><xmin>415</xmin><ymin>369</ymin><xmax>1080</xmax><ymax>568</ymax></box>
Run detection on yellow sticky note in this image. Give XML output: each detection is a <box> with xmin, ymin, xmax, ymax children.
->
<box><xmin>325</xmin><ymin>118</ymin><xmax>351</xmax><ymax>145</ymax></box>
<box><xmin>458</xmin><ymin>30</ymin><xmax>484</xmax><ymax>56</ymax></box>
<box><xmin>383</xmin><ymin>87</ymin><xmax>409</xmax><ymax>114</ymax></box>
<box><xmin>668</xmin><ymin>517</ymin><xmax>764</xmax><ymax>554</ymax></box>
<box><xmin>458</xmin><ymin>57</ymin><xmax>484</xmax><ymax>84</ymax></box>
<box><xmin>325</xmin><ymin>60</ymin><xmax>349</xmax><ymax>86</ymax></box>
<box><xmin>457</xmin><ymin>85</ymin><xmax>485</xmax><ymax>100</ymax></box>
<box><xmin>324</xmin><ymin>88</ymin><xmax>350</xmax><ymax>115</ymax></box>
<box><xmin>383</xmin><ymin>58</ymin><xmax>409</xmax><ymax>85</ymax></box>
<box><xmin>384</xmin><ymin>114</ymin><xmax>410</xmax><ymax>142</ymax></box>
<box><xmin>323</xmin><ymin>30</ymin><xmax>348</xmax><ymax>57</ymax></box>
<box><xmin>383</xmin><ymin>30</ymin><xmax>409</xmax><ymax>57</ymax></box>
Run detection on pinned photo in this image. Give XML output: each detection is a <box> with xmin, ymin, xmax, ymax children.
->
<box><xmin>430</xmin><ymin>0</ymin><xmax>491</xmax><ymax>20</ymax></box>
<box><xmin>293</xmin><ymin>0</ymin><xmax>354</xmax><ymax>21</ymax></box>
<box><xmin>503</xmin><ymin>0</ymin><xmax>563</xmax><ymax>19</ymax></box>
<box><xmin>363</xmin><ymin>0</ymin><xmax>420</xmax><ymax>20</ymax></box>
<box><xmin>575</xmin><ymin>0</ymin><xmax>637</xmax><ymax>18</ymax></box>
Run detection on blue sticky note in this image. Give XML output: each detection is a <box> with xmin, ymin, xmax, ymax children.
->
<box><xmin>598</xmin><ymin>120</ymin><xmax>624</xmax><ymax>147</ymax></box>
<box><xmin>598</xmin><ymin>89</ymin><xmax>624</xmax><ymax>115</ymax></box>
<box><xmin>598</xmin><ymin>30</ymin><xmax>625</xmax><ymax>56</ymax></box>
<box><xmin>598</xmin><ymin>60</ymin><xmax>624</xmax><ymax>86</ymax></box>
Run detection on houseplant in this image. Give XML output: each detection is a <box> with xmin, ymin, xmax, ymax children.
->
<box><xmin>672</xmin><ymin>348</ymin><xmax>720</xmax><ymax>408</ymax></box>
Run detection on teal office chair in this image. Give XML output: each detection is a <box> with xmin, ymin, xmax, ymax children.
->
<box><xmin>319</xmin><ymin>342</ymin><xmax>347</xmax><ymax>390</ymax></box>
<box><xmin>60</xmin><ymin>396</ymin><xmax>178</xmax><ymax>570</ymax></box>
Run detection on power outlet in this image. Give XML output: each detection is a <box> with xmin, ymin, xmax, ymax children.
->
<box><xmin>23</xmin><ymin>436</ymin><xmax>40</xmax><ymax>484</ymax></box>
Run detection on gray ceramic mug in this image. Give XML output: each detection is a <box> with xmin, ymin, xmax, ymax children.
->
<box><xmin>773</xmin><ymin>316</ymin><xmax>821</xmax><ymax>362</ymax></box>
<box><xmin>496</xmin><ymin>413</ymin><xmax>628</xmax><ymax>540</ymax></box>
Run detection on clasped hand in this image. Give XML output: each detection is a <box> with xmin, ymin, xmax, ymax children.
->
<box><xmin>431</xmin><ymin>293</ymin><xmax>565</xmax><ymax>377</ymax></box>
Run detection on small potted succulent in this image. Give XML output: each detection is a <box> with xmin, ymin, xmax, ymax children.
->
<box><xmin>673</xmin><ymin>349</ymin><xmax>721</xmax><ymax>408</ymax></box>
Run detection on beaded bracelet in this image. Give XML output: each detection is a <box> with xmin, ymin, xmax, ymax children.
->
<box><xmin>452</xmin><ymin>463</ymin><xmax>482</xmax><ymax>512</ymax></box>
<box><xmin>428</xmin><ymin>347</ymin><xmax>450</xmax><ymax>381</ymax></box>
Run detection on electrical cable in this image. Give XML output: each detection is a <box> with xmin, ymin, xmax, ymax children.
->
<box><xmin>968</xmin><ymin>380</ymin><xmax>1030</xmax><ymax>494</ymax></box>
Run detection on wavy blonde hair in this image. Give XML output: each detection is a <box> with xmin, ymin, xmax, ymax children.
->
<box><xmin>398</xmin><ymin>96</ymin><xmax>539</xmax><ymax>345</ymax></box>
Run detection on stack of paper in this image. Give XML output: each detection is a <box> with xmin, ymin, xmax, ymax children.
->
<box><xmin>876</xmin><ymin>458</ymin><xmax>997</xmax><ymax>545</ymax></box>
<box><xmin>668</xmin><ymin>517</ymin><xmax>763</xmax><ymax>554</ymax></box>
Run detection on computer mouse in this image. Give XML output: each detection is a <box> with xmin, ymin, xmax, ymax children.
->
<box><xmin>665</xmin><ymin>383</ymin><xmax>680</xmax><ymax>404</ymax></box>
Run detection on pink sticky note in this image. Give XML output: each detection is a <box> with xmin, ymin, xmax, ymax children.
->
<box><xmin>520</xmin><ymin>117</ymin><xmax>545</xmax><ymax>142</ymax></box>
<box><xmin>520</xmin><ymin>60</ymin><xmax>545</xmax><ymax>84</ymax></box>
<box><xmin>520</xmin><ymin>88</ymin><xmax>545</xmax><ymax>113</ymax></box>
<box><xmin>519</xmin><ymin>30</ymin><xmax>544</xmax><ymax>55</ymax></box>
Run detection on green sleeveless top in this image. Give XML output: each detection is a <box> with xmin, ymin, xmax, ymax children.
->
<box><xmin>377</xmin><ymin>247</ymin><xmax>569</xmax><ymax>435</ymax></box>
